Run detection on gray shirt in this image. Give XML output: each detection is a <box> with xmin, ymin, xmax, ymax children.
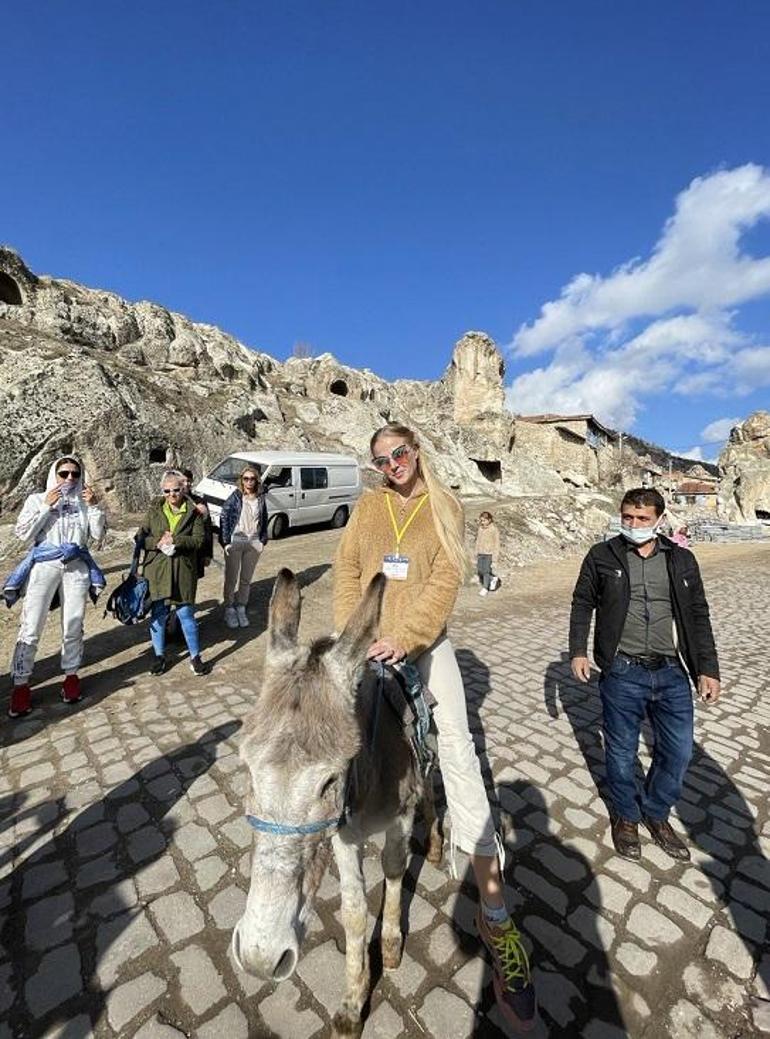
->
<box><xmin>617</xmin><ymin>540</ymin><xmax>676</xmax><ymax>657</ymax></box>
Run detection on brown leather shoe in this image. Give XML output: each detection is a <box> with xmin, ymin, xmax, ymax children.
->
<box><xmin>643</xmin><ymin>817</ymin><xmax>690</xmax><ymax>861</ymax></box>
<box><xmin>610</xmin><ymin>816</ymin><xmax>641</xmax><ymax>859</ymax></box>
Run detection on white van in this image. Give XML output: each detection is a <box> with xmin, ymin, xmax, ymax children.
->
<box><xmin>195</xmin><ymin>451</ymin><xmax>363</xmax><ymax>538</ymax></box>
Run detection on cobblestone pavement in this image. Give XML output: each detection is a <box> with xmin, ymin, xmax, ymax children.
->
<box><xmin>1</xmin><ymin>535</ymin><xmax>768</xmax><ymax>1038</ymax></box>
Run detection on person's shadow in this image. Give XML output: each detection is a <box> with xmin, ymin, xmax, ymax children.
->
<box><xmin>451</xmin><ymin>649</ymin><xmax>625</xmax><ymax>1035</ymax></box>
<box><xmin>450</xmin><ymin>780</ymin><xmax>626</xmax><ymax>1036</ymax></box>
<box><xmin>546</xmin><ymin>653</ymin><xmax>769</xmax><ymax>1008</ymax></box>
<box><xmin>1</xmin><ymin>721</ymin><xmax>241</xmax><ymax>1038</ymax></box>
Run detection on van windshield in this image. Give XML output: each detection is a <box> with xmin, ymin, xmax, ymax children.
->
<box><xmin>208</xmin><ymin>458</ymin><xmax>265</xmax><ymax>485</ymax></box>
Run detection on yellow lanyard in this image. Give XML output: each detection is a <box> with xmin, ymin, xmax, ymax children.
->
<box><xmin>386</xmin><ymin>493</ymin><xmax>428</xmax><ymax>552</ymax></box>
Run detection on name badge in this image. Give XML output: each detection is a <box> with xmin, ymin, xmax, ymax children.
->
<box><xmin>383</xmin><ymin>554</ymin><xmax>409</xmax><ymax>580</ymax></box>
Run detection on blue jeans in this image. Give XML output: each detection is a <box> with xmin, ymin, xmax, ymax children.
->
<box><xmin>150</xmin><ymin>601</ymin><xmax>200</xmax><ymax>659</ymax></box>
<box><xmin>599</xmin><ymin>656</ymin><xmax>693</xmax><ymax>823</ymax></box>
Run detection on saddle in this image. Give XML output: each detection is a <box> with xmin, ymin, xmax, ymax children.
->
<box><xmin>370</xmin><ymin>660</ymin><xmax>437</xmax><ymax>776</ymax></box>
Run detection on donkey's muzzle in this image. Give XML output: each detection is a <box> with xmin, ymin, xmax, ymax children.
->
<box><xmin>231</xmin><ymin>919</ymin><xmax>298</xmax><ymax>981</ymax></box>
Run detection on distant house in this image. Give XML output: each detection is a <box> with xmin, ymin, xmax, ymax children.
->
<box><xmin>673</xmin><ymin>479</ymin><xmax>719</xmax><ymax>511</ymax></box>
<box><xmin>517</xmin><ymin>413</ymin><xmax>616</xmax><ymax>450</ymax></box>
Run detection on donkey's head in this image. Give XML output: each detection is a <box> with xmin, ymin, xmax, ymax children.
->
<box><xmin>231</xmin><ymin>568</ymin><xmax>385</xmax><ymax>981</ymax></box>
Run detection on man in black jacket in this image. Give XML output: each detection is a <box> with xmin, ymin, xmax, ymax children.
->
<box><xmin>569</xmin><ymin>488</ymin><xmax>720</xmax><ymax>862</ymax></box>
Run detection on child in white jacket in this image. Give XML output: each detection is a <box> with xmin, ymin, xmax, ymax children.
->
<box><xmin>9</xmin><ymin>456</ymin><xmax>106</xmax><ymax>717</ymax></box>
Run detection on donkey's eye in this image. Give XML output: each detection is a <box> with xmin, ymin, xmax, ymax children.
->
<box><xmin>319</xmin><ymin>775</ymin><xmax>337</xmax><ymax>798</ymax></box>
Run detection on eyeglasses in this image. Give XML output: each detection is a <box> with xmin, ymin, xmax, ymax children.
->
<box><xmin>242</xmin><ymin>476</ymin><xmax>258</xmax><ymax>482</ymax></box>
<box><xmin>58</xmin><ymin>469</ymin><xmax>81</xmax><ymax>480</ymax></box>
<box><xmin>162</xmin><ymin>487</ymin><xmax>184</xmax><ymax>494</ymax></box>
<box><xmin>372</xmin><ymin>444</ymin><xmax>411</xmax><ymax>470</ymax></box>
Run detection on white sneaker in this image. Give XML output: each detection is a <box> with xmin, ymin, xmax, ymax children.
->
<box><xmin>236</xmin><ymin>605</ymin><xmax>249</xmax><ymax>627</ymax></box>
<box><xmin>224</xmin><ymin>606</ymin><xmax>239</xmax><ymax>629</ymax></box>
<box><xmin>479</xmin><ymin>588</ymin><xmax>488</xmax><ymax>597</ymax></box>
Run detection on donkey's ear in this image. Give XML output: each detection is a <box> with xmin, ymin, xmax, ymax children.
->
<box><xmin>269</xmin><ymin>569</ymin><xmax>301</xmax><ymax>650</ymax></box>
<box><xmin>332</xmin><ymin>573</ymin><xmax>386</xmax><ymax>664</ymax></box>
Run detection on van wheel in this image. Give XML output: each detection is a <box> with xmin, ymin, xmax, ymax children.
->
<box><xmin>269</xmin><ymin>514</ymin><xmax>288</xmax><ymax>539</ymax></box>
<box><xmin>330</xmin><ymin>506</ymin><xmax>349</xmax><ymax>529</ymax></box>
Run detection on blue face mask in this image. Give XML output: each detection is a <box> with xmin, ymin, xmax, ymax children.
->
<box><xmin>621</xmin><ymin>520</ymin><xmax>661</xmax><ymax>546</ymax></box>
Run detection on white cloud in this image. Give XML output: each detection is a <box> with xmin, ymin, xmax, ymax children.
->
<box><xmin>700</xmin><ymin>416</ymin><xmax>741</xmax><ymax>443</ymax></box>
<box><xmin>508</xmin><ymin>164</ymin><xmax>770</xmax><ymax>430</ymax></box>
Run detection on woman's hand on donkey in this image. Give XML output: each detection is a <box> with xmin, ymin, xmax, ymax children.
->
<box><xmin>366</xmin><ymin>637</ymin><xmax>406</xmax><ymax>664</ymax></box>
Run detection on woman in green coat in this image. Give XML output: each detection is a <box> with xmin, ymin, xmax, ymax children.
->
<box><xmin>138</xmin><ymin>470</ymin><xmax>210</xmax><ymax>676</ymax></box>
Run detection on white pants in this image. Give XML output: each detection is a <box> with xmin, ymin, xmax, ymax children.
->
<box><xmin>223</xmin><ymin>539</ymin><xmax>262</xmax><ymax>607</ymax></box>
<box><xmin>415</xmin><ymin>636</ymin><xmax>497</xmax><ymax>858</ymax></box>
<box><xmin>11</xmin><ymin>559</ymin><xmax>90</xmax><ymax>683</ymax></box>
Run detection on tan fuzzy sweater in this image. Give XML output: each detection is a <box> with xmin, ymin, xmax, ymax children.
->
<box><xmin>333</xmin><ymin>487</ymin><xmax>463</xmax><ymax>658</ymax></box>
<box><xmin>475</xmin><ymin>523</ymin><xmax>500</xmax><ymax>561</ymax></box>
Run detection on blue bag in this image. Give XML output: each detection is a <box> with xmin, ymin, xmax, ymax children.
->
<box><xmin>104</xmin><ymin>539</ymin><xmax>150</xmax><ymax>625</ymax></box>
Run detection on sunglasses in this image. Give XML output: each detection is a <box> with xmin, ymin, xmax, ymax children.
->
<box><xmin>163</xmin><ymin>487</ymin><xmax>184</xmax><ymax>494</ymax></box>
<box><xmin>372</xmin><ymin>444</ymin><xmax>411</xmax><ymax>471</ymax></box>
<box><xmin>58</xmin><ymin>469</ymin><xmax>81</xmax><ymax>479</ymax></box>
<box><xmin>242</xmin><ymin>476</ymin><xmax>258</xmax><ymax>482</ymax></box>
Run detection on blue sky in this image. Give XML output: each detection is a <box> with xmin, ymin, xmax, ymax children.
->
<box><xmin>4</xmin><ymin>1</ymin><xmax>770</xmax><ymax>458</ymax></box>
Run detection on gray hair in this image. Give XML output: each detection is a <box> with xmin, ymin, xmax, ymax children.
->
<box><xmin>160</xmin><ymin>469</ymin><xmax>186</xmax><ymax>489</ymax></box>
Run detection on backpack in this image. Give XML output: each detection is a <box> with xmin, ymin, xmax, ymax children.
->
<box><xmin>104</xmin><ymin>540</ymin><xmax>151</xmax><ymax>625</ymax></box>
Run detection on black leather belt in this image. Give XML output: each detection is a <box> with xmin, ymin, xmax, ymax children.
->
<box><xmin>617</xmin><ymin>653</ymin><xmax>679</xmax><ymax>671</ymax></box>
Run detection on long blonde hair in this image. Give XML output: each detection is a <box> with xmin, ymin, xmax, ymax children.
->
<box><xmin>370</xmin><ymin>424</ymin><xmax>469</xmax><ymax>577</ymax></box>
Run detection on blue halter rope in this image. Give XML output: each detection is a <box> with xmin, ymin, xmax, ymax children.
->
<box><xmin>243</xmin><ymin>662</ymin><xmax>387</xmax><ymax>839</ymax></box>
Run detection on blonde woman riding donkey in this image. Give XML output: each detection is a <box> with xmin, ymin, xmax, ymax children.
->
<box><xmin>334</xmin><ymin>423</ymin><xmax>536</xmax><ymax>1031</ymax></box>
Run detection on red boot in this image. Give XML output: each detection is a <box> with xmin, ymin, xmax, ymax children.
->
<box><xmin>8</xmin><ymin>684</ymin><xmax>32</xmax><ymax>718</ymax></box>
<box><xmin>62</xmin><ymin>674</ymin><xmax>82</xmax><ymax>704</ymax></box>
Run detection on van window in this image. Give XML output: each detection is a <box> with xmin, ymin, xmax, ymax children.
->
<box><xmin>209</xmin><ymin>458</ymin><xmax>261</xmax><ymax>484</ymax></box>
<box><xmin>266</xmin><ymin>467</ymin><xmax>293</xmax><ymax>488</ymax></box>
<box><xmin>300</xmin><ymin>467</ymin><xmax>329</xmax><ymax>490</ymax></box>
<box><xmin>328</xmin><ymin>466</ymin><xmax>358</xmax><ymax>488</ymax></box>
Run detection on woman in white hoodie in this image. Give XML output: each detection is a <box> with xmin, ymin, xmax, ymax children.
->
<box><xmin>9</xmin><ymin>456</ymin><xmax>106</xmax><ymax>717</ymax></box>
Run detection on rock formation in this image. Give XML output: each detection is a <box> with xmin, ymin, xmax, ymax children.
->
<box><xmin>718</xmin><ymin>411</ymin><xmax>770</xmax><ymax>522</ymax></box>
<box><xmin>0</xmin><ymin>247</ymin><xmax>700</xmax><ymax>520</ymax></box>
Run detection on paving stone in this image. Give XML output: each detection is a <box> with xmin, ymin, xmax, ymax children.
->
<box><xmin>135</xmin><ymin>855</ymin><xmax>181</xmax><ymax>899</ymax></box>
<box><xmin>566</xmin><ymin>905</ymin><xmax>616</xmax><ymax>950</ymax></box>
<box><xmin>95</xmin><ymin>910</ymin><xmax>158</xmax><ymax>987</ymax></box>
<box><xmin>132</xmin><ymin>1020</ymin><xmax>186</xmax><ymax>1039</ymax></box>
<box><xmin>40</xmin><ymin>1014</ymin><xmax>94</xmax><ymax>1037</ymax></box>
<box><xmin>116</xmin><ymin>803</ymin><xmax>151</xmax><ymax>833</ymax></box>
<box><xmin>197</xmin><ymin>1003</ymin><xmax>249</xmax><ymax>1039</ymax></box>
<box><xmin>76</xmin><ymin>852</ymin><xmax>119</xmax><ymax>889</ymax></box>
<box><xmin>0</xmin><ymin>963</ymin><xmax>13</xmax><ymax>1015</ymax></box>
<box><xmin>584</xmin><ymin>874</ymin><xmax>632</xmax><ymax>915</ymax></box>
<box><xmin>705</xmin><ymin>924</ymin><xmax>754</xmax><ymax>979</ymax></box>
<box><xmin>365</xmin><ymin>1000</ymin><xmax>405</xmax><ymax>1038</ymax></box>
<box><xmin>525</xmin><ymin>915</ymin><xmax>587</xmax><ymax>967</ymax></box>
<box><xmin>428</xmin><ymin>922</ymin><xmax>460</xmax><ymax>965</ymax></box>
<box><xmin>208</xmin><ymin>884</ymin><xmax>247</xmax><ymax>929</ymax></box>
<box><xmin>627</xmin><ymin>904</ymin><xmax>684</xmax><ymax>946</ymax></box>
<box><xmin>667</xmin><ymin>998</ymin><xmax>721</xmax><ymax>1039</ymax></box>
<box><xmin>530</xmin><ymin>966</ymin><xmax>584</xmax><ymax>1028</ymax></box>
<box><xmin>603</xmin><ymin>856</ymin><xmax>650</xmax><ymax>892</ymax></box>
<box><xmin>88</xmin><ymin>878</ymin><xmax>139</xmax><ymax>918</ymax></box>
<box><xmin>171</xmin><ymin>945</ymin><xmax>227</xmax><ymax>1015</ymax></box>
<box><xmin>514</xmin><ymin>866</ymin><xmax>568</xmax><ymax>916</ymax></box>
<box><xmin>550</xmin><ymin>776</ymin><xmax>594</xmax><ymax>806</ymax></box>
<box><xmin>219</xmin><ymin>819</ymin><xmax>252</xmax><ymax>849</ymax></box>
<box><xmin>76</xmin><ymin>822</ymin><xmax>118</xmax><ymax>858</ymax></box>
<box><xmin>731</xmin><ymin>876</ymin><xmax>770</xmax><ymax>914</ymax></box>
<box><xmin>25</xmin><ymin>944</ymin><xmax>82</xmax><ymax>1018</ymax></box>
<box><xmin>149</xmin><ymin>891</ymin><xmax>204</xmax><ymax>943</ymax></box>
<box><xmin>751</xmin><ymin>955</ymin><xmax>770</xmax><ymax>1001</ymax></box>
<box><xmin>682</xmin><ymin>962</ymin><xmax>746</xmax><ymax>1013</ymax></box>
<box><xmin>451</xmin><ymin>955</ymin><xmax>491</xmax><ymax>1002</ymax></box>
<box><xmin>726</xmin><ymin>900</ymin><xmax>766</xmax><ymax>943</ymax></box>
<box><xmin>616</xmin><ymin>941</ymin><xmax>657</xmax><ymax>976</ymax></box>
<box><xmin>657</xmin><ymin>884</ymin><xmax>713</xmax><ymax>929</ymax></box>
<box><xmin>194</xmin><ymin>854</ymin><xmax>229</xmax><ymax>892</ymax></box>
<box><xmin>418</xmin><ymin>988</ymin><xmax>479</xmax><ymax>1039</ymax></box>
<box><xmin>387</xmin><ymin>948</ymin><xmax>427</xmax><ymax>997</ymax></box>
<box><xmin>296</xmin><ymin>940</ymin><xmax>347</xmax><ymax>1015</ymax></box>
<box><xmin>680</xmin><ymin>866</ymin><xmax>724</xmax><ymax>903</ymax></box>
<box><xmin>564</xmin><ymin>807</ymin><xmax>599</xmax><ymax>830</ymax></box>
<box><xmin>106</xmin><ymin>972</ymin><xmax>166</xmax><ymax>1032</ymax></box>
<box><xmin>531</xmin><ymin>844</ymin><xmax>588</xmax><ymax>883</ymax></box>
<box><xmin>752</xmin><ymin>999</ymin><xmax>770</xmax><ymax>1034</ymax></box>
<box><xmin>257</xmin><ymin>978</ymin><xmax>322</xmax><ymax>1039</ymax></box>
<box><xmin>25</xmin><ymin>892</ymin><xmax>75</xmax><ymax>950</ymax></box>
<box><xmin>582</xmin><ymin>1021</ymin><xmax>629</xmax><ymax>1039</ymax></box>
<box><xmin>173</xmin><ymin>821</ymin><xmax>217</xmax><ymax>860</ymax></box>
<box><xmin>19</xmin><ymin>762</ymin><xmax>55</xmax><ymax>787</ymax></box>
<box><xmin>127</xmin><ymin>825</ymin><xmax>167</xmax><ymax>864</ymax></box>
<box><xmin>196</xmin><ymin>793</ymin><xmax>237</xmax><ymax>825</ymax></box>
<box><xmin>22</xmin><ymin>860</ymin><xmax>67</xmax><ymax>900</ymax></box>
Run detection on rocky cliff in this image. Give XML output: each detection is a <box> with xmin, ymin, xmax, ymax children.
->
<box><xmin>718</xmin><ymin>411</ymin><xmax>770</xmax><ymax>522</ymax></box>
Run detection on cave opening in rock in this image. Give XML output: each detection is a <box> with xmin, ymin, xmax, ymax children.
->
<box><xmin>472</xmin><ymin>459</ymin><xmax>502</xmax><ymax>482</ymax></box>
<box><xmin>756</xmin><ymin>509</ymin><xmax>770</xmax><ymax>521</ymax></box>
<box><xmin>0</xmin><ymin>272</ymin><xmax>22</xmax><ymax>305</ymax></box>
<box><xmin>330</xmin><ymin>379</ymin><xmax>349</xmax><ymax>397</ymax></box>
<box><xmin>149</xmin><ymin>446</ymin><xmax>167</xmax><ymax>463</ymax></box>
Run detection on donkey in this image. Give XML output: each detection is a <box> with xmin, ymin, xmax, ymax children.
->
<box><xmin>231</xmin><ymin>568</ymin><xmax>442</xmax><ymax>1037</ymax></box>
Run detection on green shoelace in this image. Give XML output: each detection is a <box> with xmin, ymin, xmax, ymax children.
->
<box><xmin>490</xmin><ymin>920</ymin><xmax>531</xmax><ymax>986</ymax></box>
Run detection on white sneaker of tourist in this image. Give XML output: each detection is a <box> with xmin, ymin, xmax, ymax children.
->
<box><xmin>236</xmin><ymin>605</ymin><xmax>249</xmax><ymax>627</ymax></box>
<box><xmin>224</xmin><ymin>605</ymin><xmax>239</xmax><ymax>629</ymax></box>
<box><xmin>479</xmin><ymin>587</ymin><xmax>488</xmax><ymax>597</ymax></box>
